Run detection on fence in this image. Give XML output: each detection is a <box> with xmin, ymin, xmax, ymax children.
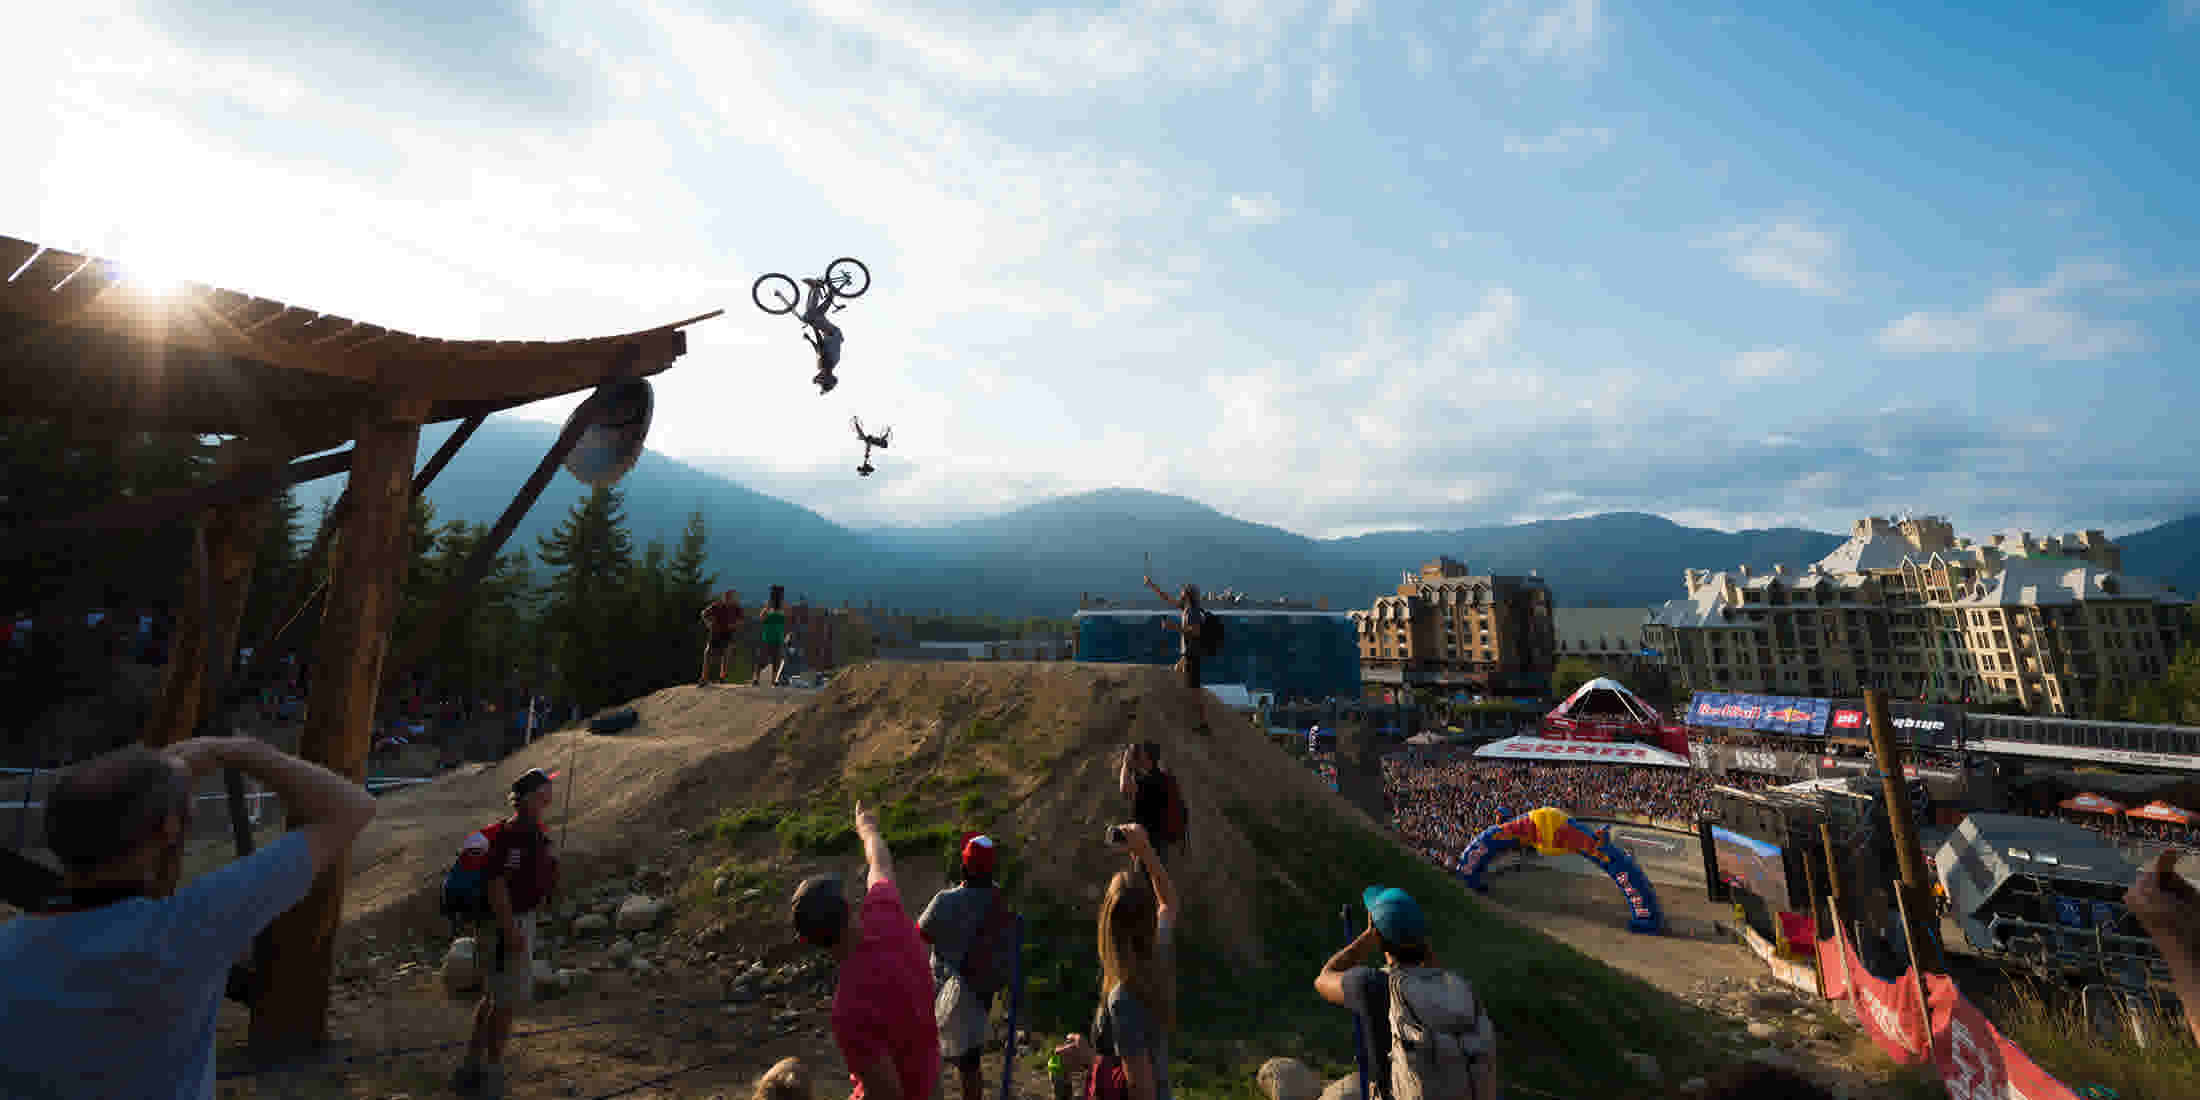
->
<box><xmin>2</xmin><ymin>766</ymin><xmax>280</xmax><ymax>852</ymax></box>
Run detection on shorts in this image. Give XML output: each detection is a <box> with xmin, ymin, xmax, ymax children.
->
<box><xmin>758</xmin><ymin>639</ymin><xmax>784</xmax><ymax>666</ymax></box>
<box><xmin>705</xmin><ymin>632</ymin><xmax>735</xmax><ymax>653</ymax></box>
<box><xmin>945</xmin><ymin>988</ymin><xmax>996</xmax><ymax>1063</ymax></box>
<box><xmin>1178</xmin><ymin>654</ymin><xmax>1201</xmax><ymax>690</ymax></box>
<box><xmin>485</xmin><ymin>910</ymin><xmax>537</xmax><ymax>1008</ymax></box>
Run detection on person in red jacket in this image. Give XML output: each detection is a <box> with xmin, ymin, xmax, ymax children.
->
<box><xmin>454</xmin><ymin>768</ymin><xmax>561</xmax><ymax>1099</ymax></box>
<box><xmin>701</xmin><ymin>590</ymin><xmax>747</xmax><ymax>686</ymax></box>
<box><xmin>792</xmin><ymin>802</ymin><xmax>938</xmax><ymax>1100</ymax></box>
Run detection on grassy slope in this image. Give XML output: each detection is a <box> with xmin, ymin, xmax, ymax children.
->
<box><xmin>690</xmin><ymin>778</ymin><xmax>1737</xmax><ymax>1098</ymax></box>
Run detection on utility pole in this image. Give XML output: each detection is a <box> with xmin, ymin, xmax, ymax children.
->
<box><xmin>1864</xmin><ymin>689</ymin><xmax>1944</xmax><ymax>978</ymax></box>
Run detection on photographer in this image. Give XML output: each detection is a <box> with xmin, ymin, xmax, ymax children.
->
<box><xmin>1117</xmin><ymin>743</ymin><xmax>1174</xmax><ymax>867</ymax></box>
<box><xmin>0</xmin><ymin>735</ymin><xmax>377</xmax><ymax>1098</ymax></box>
<box><xmin>1055</xmin><ymin>823</ymin><xmax>1178</xmax><ymax>1100</ymax></box>
<box><xmin>1314</xmin><ymin>887</ymin><xmax>1497</xmax><ymax>1100</ymax></box>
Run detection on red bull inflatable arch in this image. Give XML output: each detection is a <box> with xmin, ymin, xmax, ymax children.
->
<box><xmin>1456</xmin><ymin>806</ymin><xmax>1666</xmax><ymax>934</ymax></box>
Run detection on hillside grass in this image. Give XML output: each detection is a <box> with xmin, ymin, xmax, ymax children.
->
<box><xmin>1997</xmin><ymin>979</ymin><xmax>2200</xmax><ymax>1100</ymax></box>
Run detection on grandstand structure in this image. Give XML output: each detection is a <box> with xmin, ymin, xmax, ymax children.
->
<box><xmin>1935</xmin><ymin>813</ymin><xmax>2168</xmax><ymax>990</ymax></box>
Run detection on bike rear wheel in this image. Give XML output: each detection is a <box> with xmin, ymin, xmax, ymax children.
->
<box><xmin>825</xmin><ymin>257</ymin><xmax>870</xmax><ymax>299</ymax></box>
<box><xmin>752</xmin><ymin>273</ymin><xmax>800</xmax><ymax>315</ymax></box>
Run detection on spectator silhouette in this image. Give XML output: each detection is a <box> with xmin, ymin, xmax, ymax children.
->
<box><xmin>0</xmin><ymin>736</ymin><xmax>376</xmax><ymax>1099</ymax></box>
<box><xmin>920</xmin><ymin>835</ymin><xmax>1017</xmax><ymax>1100</ymax></box>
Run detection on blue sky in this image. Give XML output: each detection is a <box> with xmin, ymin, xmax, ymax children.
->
<box><xmin>8</xmin><ymin>1</ymin><xmax>2196</xmax><ymax>539</ymax></box>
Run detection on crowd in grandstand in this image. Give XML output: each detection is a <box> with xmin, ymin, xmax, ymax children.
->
<box><xmin>1382</xmin><ymin>755</ymin><xmax>1721</xmax><ymax>867</ymax></box>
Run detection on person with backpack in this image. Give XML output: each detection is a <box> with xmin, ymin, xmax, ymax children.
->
<box><xmin>1053</xmin><ymin>823</ymin><xmax>1179</xmax><ymax>1100</ymax></box>
<box><xmin>919</xmin><ymin>834</ymin><xmax>1020</xmax><ymax>1100</ymax></box>
<box><xmin>1314</xmin><ymin>887</ymin><xmax>1497</xmax><ymax>1100</ymax></box>
<box><xmin>449</xmin><ymin>768</ymin><xmax>562</xmax><ymax>1099</ymax></box>
<box><xmin>1141</xmin><ymin>576</ymin><xmax>1218</xmax><ymax>691</ymax></box>
<box><xmin>1117</xmin><ymin>742</ymin><xmax>1185</xmax><ymax>866</ymax></box>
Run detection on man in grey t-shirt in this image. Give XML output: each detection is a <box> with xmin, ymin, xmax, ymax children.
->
<box><xmin>919</xmin><ymin>835</ymin><xmax>1015</xmax><ymax>1100</ymax></box>
<box><xmin>0</xmin><ymin>736</ymin><xmax>377</xmax><ymax>1099</ymax></box>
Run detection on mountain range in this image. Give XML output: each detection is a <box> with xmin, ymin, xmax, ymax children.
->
<box><xmin>295</xmin><ymin>418</ymin><xmax>2199</xmax><ymax>617</ymax></box>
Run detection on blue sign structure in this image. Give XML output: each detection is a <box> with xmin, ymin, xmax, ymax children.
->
<box><xmin>1454</xmin><ymin>807</ymin><xmax>1665</xmax><ymax>934</ymax></box>
<box><xmin>1686</xmin><ymin>692</ymin><xmax>1833</xmax><ymax>738</ymax></box>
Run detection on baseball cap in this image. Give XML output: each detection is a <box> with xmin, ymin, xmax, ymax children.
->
<box><xmin>791</xmin><ymin>874</ymin><xmax>850</xmax><ymax>946</ymax></box>
<box><xmin>512</xmin><ymin>768</ymin><xmax>559</xmax><ymax>797</ymax></box>
<box><xmin>1362</xmin><ymin>886</ymin><xmax>1428</xmax><ymax>946</ymax></box>
<box><xmin>961</xmin><ymin>833</ymin><xmax>999</xmax><ymax>876</ymax></box>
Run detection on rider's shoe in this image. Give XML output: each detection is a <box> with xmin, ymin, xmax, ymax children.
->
<box><xmin>814</xmin><ymin>370</ymin><xmax>838</xmax><ymax>394</ymax></box>
<box><xmin>858</xmin><ymin>462</ymin><xmax>874</xmax><ymax>476</ymax></box>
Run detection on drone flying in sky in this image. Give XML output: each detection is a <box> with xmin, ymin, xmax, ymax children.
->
<box><xmin>852</xmin><ymin>416</ymin><xmax>891</xmax><ymax>477</ymax></box>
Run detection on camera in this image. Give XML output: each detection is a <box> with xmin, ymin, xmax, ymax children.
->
<box><xmin>1104</xmin><ymin>825</ymin><xmax>1127</xmax><ymax>847</ymax></box>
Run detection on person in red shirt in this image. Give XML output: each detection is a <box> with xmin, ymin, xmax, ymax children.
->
<box><xmin>454</xmin><ymin>768</ymin><xmax>561</xmax><ymax>1099</ymax></box>
<box><xmin>700</xmin><ymin>590</ymin><xmax>746</xmax><ymax>686</ymax></box>
<box><xmin>792</xmin><ymin>802</ymin><xmax>938</xmax><ymax>1100</ymax></box>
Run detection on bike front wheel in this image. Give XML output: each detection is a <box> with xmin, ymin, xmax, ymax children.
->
<box><xmin>752</xmin><ymin>273</ymin><xmax>800</xmax><ymax>315</ymax></box>
<box><xmin>825</xmin><ymin>257</ymin><xmax>870</xmax><ymax>299</ymax></box>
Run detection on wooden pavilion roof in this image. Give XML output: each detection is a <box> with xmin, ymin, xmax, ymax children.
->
<box><xmin>0</xmin><ymin>235</ymin><xmax>719</xmax><ymax>446</ymax></box>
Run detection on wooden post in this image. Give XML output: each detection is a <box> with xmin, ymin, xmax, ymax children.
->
<box><xmin>1864</xmin><ymin>689</ymin><xmax>1943</xmax><ymax>976</ymax></box>
<box><xmin>1801</xmin><ymin>837</ymin><xmax>1826</xmax><ymax>996</ymax></box>
<box><xmin>249</xmin><ymin>404</ymin><xmax>422</xmax><ymax>1058</ymax></box>
<box><xmin>144</xmin><ymin>443</ymin><xmax>280</xmax><ymax>748</ymax></box>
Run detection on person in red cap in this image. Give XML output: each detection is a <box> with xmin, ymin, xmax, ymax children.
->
<box><xmin>920</xmin><ymin>834</ymin><xmax>1019</xmax><ymax>1100</ymax></box>
<box><xmin>454</xmin><ymin>767</ymin><xmax>561</xmax><ymax>1098</ymax></box>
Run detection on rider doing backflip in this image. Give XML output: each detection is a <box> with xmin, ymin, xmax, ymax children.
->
<box><xmin>800</xmin><ymin>278</ymin><xmax>843</xmax><ymax>394</ymax></box>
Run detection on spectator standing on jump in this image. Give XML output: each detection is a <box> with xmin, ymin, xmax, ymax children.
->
<box><xmin>453</xmin><ymin>767</ymin><xmax>562</xmax><ymax>1099</ymax></box>
<box><xmin>1118</xmin><ymin>742</ymin><xmax>1178</xmax><ymax>866</ymax></box>
<box><xmin>1055</xmin><ymin>823</ymin><xmax>1180</xmax><ymax>1100</ymax></box>
<box><xmin>1315</xmin><ymin>886</ymin><xmax>1497</xmax><ymax>1100</ymax></box>
<box><xmin>756</xmin><ymin>585</ymin><xmax>789</xmax><ymax>687</ymax></box>
<box><xmin>0</xmin><ymin>736</ymin><xmax>376</xmax><ymax>1099</ymax></box>
<box><xmin>919</xmin><ymin>835</ymin><xmax>1018</xmax><ymax>1100</ymax></box>
<box><xmin>1141</xmin><ymin>574</ymin><xmax>1207</xmax><ymax>692</ymax></box>
<box><xmin>700</xmin><ymin>589</ymin><xmax>745</xmax><ymax>686</ymax></box>
<box><xmin>791</xmin><ymin>803</ymin><xmax>938</xmax><ymax>1100</ymax></box>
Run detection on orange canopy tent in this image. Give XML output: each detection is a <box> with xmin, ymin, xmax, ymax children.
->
<box><xmin>2058</xmin><ymin>792</ymin><xmax>2126</xmax><ymax>815</ymax></box>
<box><xmin>2127</xmin><ymin>800</ymin><xmax>2194</xmax><ymax>826</ymax></box>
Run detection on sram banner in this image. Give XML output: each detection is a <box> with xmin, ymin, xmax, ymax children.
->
<box><xmin>1925</xmin><ymin>973</ymin><xmax>2081</xmax><ymax>1100</ymax></box>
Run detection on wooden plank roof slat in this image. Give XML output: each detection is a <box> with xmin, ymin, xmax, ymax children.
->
<box><xmin>255</xmin><ymin>307</ymin><xmax>324</xmax><ymax>340</ymax></box>
<box><xmin>17</xmin><ymin>248</ymin><xmax>90</xmax><ymax>290</ymax></box>
<box><xmin>0</xmin><ymin>237</ymin><xmax>42</xmax><ymax>280</ymax></box>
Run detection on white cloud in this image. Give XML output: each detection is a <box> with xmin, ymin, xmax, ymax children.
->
<box><xmin>1503</xmin><ymin>124</ymin><xmax>1613</xmax><ymax>155</ymax></box>
<box><xmin>1404</xmin><ymin>33</ymin><xmax>1436</xmax><ymax>76</ymax></box>
<box><xmin>1707</xmin><ymin>216</ymin><xmax>1845</xmax><ymax>297</ymax></box>
<box><xmin>1311</xmin><ymin>63</ymin><xmax>1339</xmax><ymax>113</ymax></box>
<box><xmin>1445</xmin><ymin>288</ymin><xmax>1522</xmax><ymax>359</ymax></box>
<box><xmin>1328</xmin><ymin>0</ymin><xmax>1367</xmax><ymax>26</ymax></box>
<box><xmin>1878</xmin><ymin>260</ymin><xmax>2149</xmax><ymax>361</ymax></box>
<box><xmin>1726</xmin><ymin>346</ymin><xmax>1803</xmax><ymax>381</ymax></box>
<box><xmin>1227</xmin><ymin>193</ymin><xmax>1287</xmax><ymax>224</ymax></box>
<box><xmin>1475</xmin><ymin>0</ymin><xmax>1602</xmax><ymax>69</ymax></box>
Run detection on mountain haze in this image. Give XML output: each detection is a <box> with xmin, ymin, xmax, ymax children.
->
<box><xmin>302</xmin><ymin>419</ymin><xmax>2196</xmax><ymax>615</ymax></box>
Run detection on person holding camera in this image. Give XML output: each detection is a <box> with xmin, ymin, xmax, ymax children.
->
<box><xmin>1055</xmin><ymin>823</ymin><xmax>1179</xmax><ymax>1100</ymax></box>
<box><xmin>0</xmin><ymin>736</ymin><xmax>377</xmax><ymax>1099</ymax></box>
<box><xmin>1314</xmin><ymin>887</ymin><xmax>1497</xmax><ymax>1100</ymax></box>
<box><xmin>791</xmin><ymin>802</ymin><xmax>938</xmax><ymax>1100</ymax></box>
<box><xmin>1117</xmin><ymin>743</ymin><xmax>1176</xmax><ymax>867</ymax></box>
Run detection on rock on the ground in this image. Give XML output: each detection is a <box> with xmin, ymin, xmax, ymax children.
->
<box><xmin>1679</xmin><ymin>1077</ymin><xmax>1707</xmax><ymax>1094</ymax></box>
<box><xmin>631</xmin><ymin>958</ymin><xmax>655</xmax><ymax>974</ymax></box>
<box><xmin>1620</xmin><ymin>1051</ymin><xmax>1660</xmax><ymax>1082</ymax></box>
<box><xmin>573</xmin><ymin>913</ymin><xmax>611</xmax><ymax>936</ymax></box>
<box><xmin>1318</xmin><ymin>1073</ymin><xmax>1363</xmax><ymax>1100</ymax></box>
<box><xmin>1258</xmin><ymin>1058</ymin><xmax>1321</xmax><ymax>1100</ymax></box>
<box><xmin>609</xmin><ymin>937</ymin><xmax>636</xmax><ymax>961</ymax></box>
<box><xmin>615</xmin><ymin>894</ymin><xmax>667</xmax><ymax>932</ymax></box>
<box><xmin>1748</xmin><ymin>1046</ymin><xmax>1793</xmax><ymax>1069</ymax></box>
<box><xmin>635</xmin><ymin>931</ymin><xmax>658</xmax><ymax>948</ymax></box>
<box><xmin>441</xmin><ymin>938</ymin><xmax>483</xmax><ymax>994</ymax></box>
<box><xmin>1746</xmin><ymin>1021</ymin><xmax>1781</xmax><ymax>1041</ymax></box>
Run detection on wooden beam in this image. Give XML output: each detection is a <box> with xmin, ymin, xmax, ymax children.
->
<box><xmin>143</xmin><ymin>445</ymin><xmax>281</xmax><ymax>748</ymax></box>
<box><xmin>250</xmin><ymin>404</ymin><xmax>421</xmax><ymax>1057</ymax></box>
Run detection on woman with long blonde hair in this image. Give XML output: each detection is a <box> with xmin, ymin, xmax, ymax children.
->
<box><xmin>1055</xmin><ymin>823</ymin><xmax>1179</xmax><ymax>1100</ymax></box>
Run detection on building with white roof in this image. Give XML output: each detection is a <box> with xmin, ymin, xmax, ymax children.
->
<box><xmin>1645</xmin><ymin>515</ymin><xmax>2192</xmax><ymax>718</ymax></box>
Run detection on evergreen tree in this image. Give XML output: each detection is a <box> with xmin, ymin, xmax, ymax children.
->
<box><xmin>537</xmin><ymin>487</ymin><xmax>634</xmax><ymax>710</ymax></box>
<box><xmin>238</xmin><ymin>488</ymin><xmax>303</xmax><ymax>654</ymax></box>
<box><xmin>670</xmin><ymin>510</ymin><xmax>715</xmax><ymax>608</ymax></box>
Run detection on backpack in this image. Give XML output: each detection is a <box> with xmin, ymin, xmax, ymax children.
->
<box><xmin>441</xmin><ymin>821</ymin><xmax>507</xmax><ymax>926</ymax></box>
<box><xmin>1382</xmin><ymin>967</ymin><xmax>1493</xmax><ymax>1100</ymax></box>
<box><xmin>957</xmin><ymin>889</ymin><xmax>1020</xmax><ymax>997</ymax></box>
<box><xmin>1198</xmin><ymin>609</ymin><xmax>1225</xmax><ymax>657</ymax></box>
<box><xmin>1160</xmin><ymin>772</ymin><xmax>1189</xmax><ymax>849</ymax></box>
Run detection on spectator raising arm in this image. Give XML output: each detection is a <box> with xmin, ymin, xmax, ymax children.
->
<box><xmin>170</xmin><ymin>735</ymin><xmax>377</xmax><ymax>874</ymax></box>
<box><xmin>1122</xmin><ymin>824</ymin><xmax>1178</xmax><ymax>924</ymax></box>
<box><xmin>856</xmin><ymin>801</ymin><xmax>894</xmax><ymax>890</ymax></box>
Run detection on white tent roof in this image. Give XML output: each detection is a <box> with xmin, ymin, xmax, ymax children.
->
<box><xmin>1204</xmin><ymin>683</ymin><xmax>1263</xmax><ymax>709</ymax></box>
<box><xmin>1546</xmin><ymin>676</ymin><xmax>1660</xmax><ymax>725</ymax></box>
<box><xmin>1472</xmin><ymin>735</ymin><xmax>1692</xmax><ymax>768</ymax></box>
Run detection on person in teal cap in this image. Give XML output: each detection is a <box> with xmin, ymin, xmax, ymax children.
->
<box><xmin>1314</xmin><ymin>887</ymin><xmax>1497</xmax><ymax>1100</ymax></box>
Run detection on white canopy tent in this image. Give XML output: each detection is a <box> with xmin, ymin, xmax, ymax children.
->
<box><xmin>1473</xmin><ymin>735</ymin><xmax>1692</xmax><ymax>768</ymax></box>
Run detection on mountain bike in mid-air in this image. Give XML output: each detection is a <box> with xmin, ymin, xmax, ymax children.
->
<box><xmin>753</xmin><ymin>257</ymin><xmax>870</xmax><ymax>394</ymax></box>
<box><xmin>851</xmin><ymin>416</ymin><xmax>891</xmax><ymax>477</ymax></box>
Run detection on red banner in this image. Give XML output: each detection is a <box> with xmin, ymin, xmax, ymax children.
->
<box><xmin>1843</xmin><ymin>926</ymin><xmax>1930</xmax><ymax>1062</ymax></box>
<box><xmin>1924</xmin><ymin>974</ymin><xmax>2081</xmax><ymax>1100</ymax></box>
<box><xmin>1817</xmin><ymin>926</ymin><xmax>1849</xmax><ymax>1000</ymax></box>
<box><xmin>1778</xmin><ymin>911</ymin><xmax>1816</xmax><ymax>957</ymax></box>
